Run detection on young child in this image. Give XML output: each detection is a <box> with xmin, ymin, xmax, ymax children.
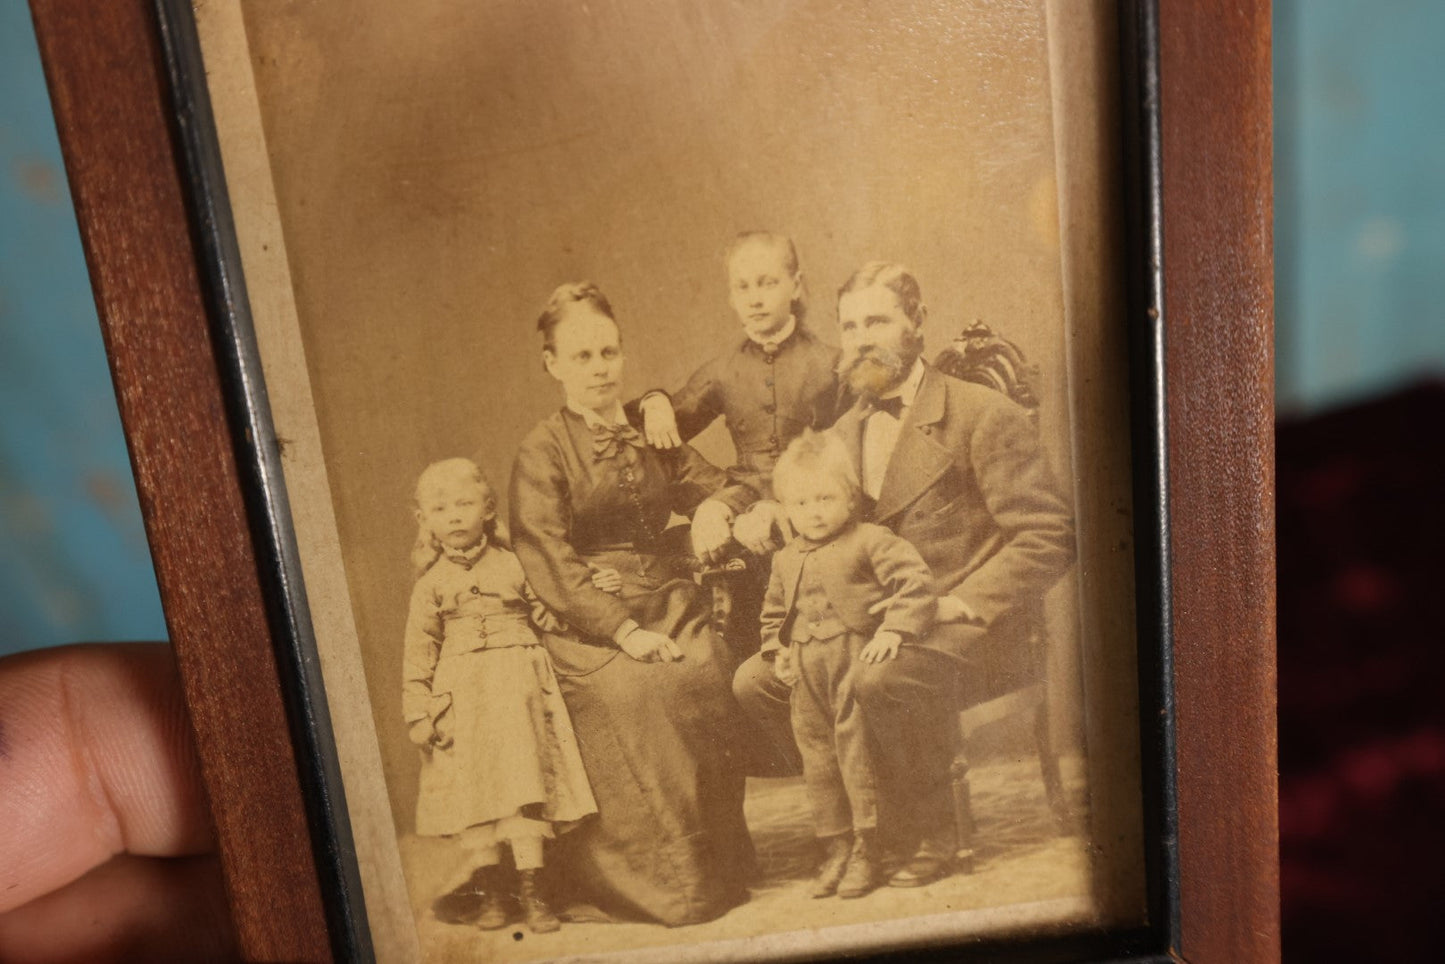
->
<box><xmin>402</xmin><ymin>458</ymin><xmax>596</xmax><ymax>934</ymax></box>
<box><xmin>760</xmin><ymin>431</ymin><xmax>938</xmax><ymax>899</ymax></box>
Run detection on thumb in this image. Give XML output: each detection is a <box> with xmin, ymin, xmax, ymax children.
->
<box><xmin>0</xmin><ymin>644</ymin><xmax>213</xmax><ymax>914</ymax></box>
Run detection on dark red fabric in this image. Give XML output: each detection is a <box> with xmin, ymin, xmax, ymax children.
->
<box><xmin>1278</xmin><ymin>380</ymin><xmax>1445</xmax><ymax>961</ymax></box>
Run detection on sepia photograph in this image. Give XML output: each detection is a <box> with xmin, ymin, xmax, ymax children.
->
<box><xmin>181</xmin><ymin>0</ymin><xmax>1151</xmax><ymax>959</ymax></box>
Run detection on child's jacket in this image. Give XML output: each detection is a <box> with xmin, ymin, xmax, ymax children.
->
<box><xmin>760</xmin><ymin>521</ymin><xmax>937</xmax><ymax>655</ymax></box>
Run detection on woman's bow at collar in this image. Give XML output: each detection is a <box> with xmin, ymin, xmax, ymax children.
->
<box><xmin>591</xmin><ymin>422</ymin><xmax>645</xmax><ymax>461</ymax></box>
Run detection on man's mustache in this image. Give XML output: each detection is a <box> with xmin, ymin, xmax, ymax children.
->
<box><xmin>836</xmin><ymin>345</ymin><xmax>906</xmax><ymax>377</ymax></box>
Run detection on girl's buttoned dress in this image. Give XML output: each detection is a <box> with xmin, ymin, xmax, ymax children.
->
<box><xmin>509</xmin><ymin>407</ymin><xmax>757</xmax><ymax>926</ymax></box>
<box><xmin>402</xmin><ymin>543</ymin><xmax>596</xmax><ymax>839</ymax></box>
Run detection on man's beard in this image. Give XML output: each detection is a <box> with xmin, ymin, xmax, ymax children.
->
<box><xmin>839</xmin><ymin>335</ymin><xmax>923</xmax><ymax>398</ymax></box>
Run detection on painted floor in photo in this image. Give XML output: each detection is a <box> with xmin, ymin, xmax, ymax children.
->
<box><xmin>401</xmin><ymin>754</ymin><xmax>1095</xmax><ymax>963</ymax></box>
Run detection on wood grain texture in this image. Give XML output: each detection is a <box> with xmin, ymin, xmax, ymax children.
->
<box><xmin>1159</xmin><ymin>2</ymin><xmax>1280</xmax><ymax>962</ymax></box>
<box><xmin>27</xmin><ymin>0</ymin><xmax>333</xmax><ymax>959</ymax></box>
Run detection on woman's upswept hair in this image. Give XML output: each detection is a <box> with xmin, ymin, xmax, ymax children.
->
<box><xmin>726</xmin><ymin>231</ymin><xmax>808</xmax><ymax>324</ymax></box>
<box><xmin>537</xmin><ymin>281</ymin><xmax>616</xmax><ymax>354</ymax></box>
<box><xmin>771</xmin><ymin>429</ymin><xmax>862</xmax><ymax>510</ymax></box>
<box><xmin>837</xmin><ymin>261</ymin><xmax>926</xmax><ymax>328</ymax></box>
<box><xmin>410</xmin><ymin>457</ymin><xmax>502</xmax><ymax>577</ymax></box>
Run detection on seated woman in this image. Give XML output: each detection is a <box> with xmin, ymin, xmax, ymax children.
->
<box><xmin>508</xmin><ymin>281</ymin><xmax>757</xmax><ymax>926</ymax></box>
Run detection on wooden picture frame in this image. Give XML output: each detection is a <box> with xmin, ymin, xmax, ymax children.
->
<box><xmin>29</xmin><ymin>0</ymin><xmax>1276</xmax><ymax>960</ymax></box>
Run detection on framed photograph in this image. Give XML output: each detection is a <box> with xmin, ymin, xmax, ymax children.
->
<box><xmin>31</xmin><ymin>0</ymin><xmax>1277</xmax><ymax>961</ymax></box>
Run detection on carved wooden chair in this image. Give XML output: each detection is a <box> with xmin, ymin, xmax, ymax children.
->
<box><xmin>948</xmin><ymin>614</ymin><xmax>1072</xmax><ymax>874</ymax></box>
<box><xmin>696</xmin><ymin>556</ymin><xmax>749</xmax><ymax>641</ymax></box>
<box><xmin>934</xmin><ymin>321</ymin><xmax>1074</xmax><ymax>873</ymax></box>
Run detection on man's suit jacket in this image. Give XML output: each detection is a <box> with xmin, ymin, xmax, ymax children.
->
<box><xmin>832</xmin><ymin>364</ymin><xmax>1075</xmax><ymax>629</ymax></box>
<box><xmin>759</xmin><ymin>521</ymin><xmax>938</xmax><ymax>653</ymax></box>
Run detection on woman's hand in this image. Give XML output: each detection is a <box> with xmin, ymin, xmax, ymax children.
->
<box><xmin>618</xmin><ymin>628</ymin><xmax>684</xmax><ymax>663</ymax></box>
<box><xmin>587</xmin><ymin>564</ymin><xmax>624</xmax><ymax>595</ymax></box>
<box><xmin>773</xmin><ymin>646</ymin><xmax>800</xmax><ymax>686</ymax></box>
<box><xmin>734</xmin><ymin>501</ymin><xmax>794</xmax><ymax>555</ymax></box>
<box><xmin>640</xmin><ymin>393</ymin><xmax>682</xmax><ymax>449</ymax></box>
<box><xmin>859</xmin><ymin>630</ymin><xmax>903</xmax><ymax>664</ymax></box>
<box><xmin>690</xmin><ymin>499</ymin><xmax>735</xmax><ymax>565</ymax></box>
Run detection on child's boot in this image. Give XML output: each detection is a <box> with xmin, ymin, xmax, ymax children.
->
<box><xmin>519</xmin><ymin>869</ymin><xmax>561</xmax><ymax>934</ymax></box>
<box><xmin>476</xmin><ymin>866</ymin><xmax>510</xmax><ymax>930</ymax></box>
<box><xmin>837</xmin><ymin>829</ymin><xmax>880</xmax><ymax>899</ymax></box>
<box><xmin>810</xmin><ymin>833</ymin><xmax>852</xmax><ymax>898</ymax></box>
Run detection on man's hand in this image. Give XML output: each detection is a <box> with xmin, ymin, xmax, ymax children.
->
<box><xmin>640</xmin><ymin>393</ymin><xmax>682</xmax><ymax>449</ymax></box>
<box><xmin>588</xmin><ymin>564</ymin><xmax>624</xmax><ymax>595</ymax></box>
<box><xmin>691</xmin><ymin>499</ymin><xmax>735</xmax><ymax>565</ymax></box>
<box><xmin>618</xmin><ymin>628</ymin><xmax>685</xmax><ymax>663</ymax></box>
<box><xmin>859</xmin><ymin>630</ymin><xmax>903</xmax><ymax>664</ymax></box>
<box><xmin>733</xmin><ymin>500</ymin><xmax>794</xmax><ymax>555</ymax></box>
<box><xmin>773</xmin><ymin>646</ymin><xmax>800</xmax><ymax>686</ymax></box>
<box><xmin>0</xmin><ymin>643</ymin><xmax>236</xmax><ymax>961</ymax></box>
<box><xmin>935</xmin><ymin>595</ymin><xmax>980</xmax><ymax>625</ymax></box>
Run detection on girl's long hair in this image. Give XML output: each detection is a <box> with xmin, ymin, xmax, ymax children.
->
<box><xmin>410</xmin><ymin>458</ymin><xmax>505</xmax><ymax>578</ymax></box>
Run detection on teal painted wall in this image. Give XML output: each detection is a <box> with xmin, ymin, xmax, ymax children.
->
<box><xmin>0</xmin><ymin>0</ymin><xmax>166</xmax><ymax>656</ymax></box>
<box><xmin>2</xmin><ymin>1</ymin><xmax>1443</xmax><ymax>653</ymax></box>
<box><xmin>1275</xmin><ymin>0</ymin><xmax>1445</xmax><ymax>412</ymax></box>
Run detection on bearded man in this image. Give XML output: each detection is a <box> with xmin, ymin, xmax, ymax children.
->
<box><xmin>731</xmin><ymin>261</ymin><xmax>1075</xmax><ymax>887</ymax></box>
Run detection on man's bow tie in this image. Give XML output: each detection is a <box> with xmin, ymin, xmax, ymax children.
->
<box><xmin>591</xmin><ymin>421</ymin><xmax>645</xmax><ymax>461</ymax></box>
<box><xmin>873</xmin><ymin>396</ymin><xmax>906</xmax><ymax>420</ymax></box>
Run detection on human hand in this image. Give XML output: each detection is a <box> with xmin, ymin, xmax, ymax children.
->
<box><xmin>640</xmin><ymin>393</ymin><xmax>682</xmax><ymax>449</ymax></box>
<box><xmin>408</xmin><ymin>717</ymin><xmax>437</xmax><ymax>749</ymax></box>
<box><xmin>0</xmin><ymin>643</ymin><xmax>236</xmax><ymax>961</ymax></box>
<box><xmin>772</xmin><ymin>647</ymin><xmax>800</xmax><ymax>687</ymax></box>
<box><xmin>859</xmin><ymin>631</ymin><xmax>903</xmax><ymax>664</ymax></box>
<box><xmin>588</xmin><ymin>564</ymin><xmax>624</xmax><ymax>595</ymax></box>
<box><xmin>733</xmin><ymin>501</ymin><xmax>794</xmax><ymax>556</ymax></box>
<box><xmin>432</xmin><ymin>709</ymin><xmax>455</xmax><ymax>750</ymax></box>
<box><xmin>935</xmin><ymin>595</ymin><xmax>979</xmax><ymax>625</ymax></box>
<box><xmin>618</xmin><ymin>628</ymin><xmax>684</xmax><ymax>663</ymax></box>
<box><xmin>690</xmin><ymin>499</ymin><xmax>735</xmax><ymax>565</ymax></box>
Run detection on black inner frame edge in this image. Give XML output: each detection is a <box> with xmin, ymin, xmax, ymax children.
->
<box><xmin>147</xmin><ymin>0</ymin><xmax>1177</xmax><ymax>959</ymax></box>
<box><xmin>1120</xmin><ymin>0</ymin><xmax>1182</xmax><ymax>956</ymax></box>
<box><xmin>150</xmin><ymin>0</ymin><xmax>374</xmax><ymax>960</ymax></box>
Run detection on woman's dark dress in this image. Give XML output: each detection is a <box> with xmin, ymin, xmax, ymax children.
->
<box><xmin>509</xmin><ymin>407</ymin><xmax>756</xmax><ymax>925</ymax></box>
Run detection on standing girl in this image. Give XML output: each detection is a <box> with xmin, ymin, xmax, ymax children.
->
<box><xmin>403</xmin><ymin>457</ymin><xmax>596</xmax><ymax>934</ymax></box>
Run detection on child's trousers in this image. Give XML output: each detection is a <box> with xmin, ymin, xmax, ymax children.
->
<box><xmin>789</xmin><ymin>632</ymin><xmax>879</xmax><ymax>837</ymax></box>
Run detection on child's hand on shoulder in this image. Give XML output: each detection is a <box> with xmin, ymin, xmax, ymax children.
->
<box><xmin>859</xmin><ymin>631</ymin><xmax>903</xmax><ymax>664</ymax></box>
<box><xmin>640</xmin><ymin>393</ymin><xmax>682</xmax><ymax>449</ymax></box>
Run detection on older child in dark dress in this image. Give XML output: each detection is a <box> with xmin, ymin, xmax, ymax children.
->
<box><xmin>636</xmin><ymin>234</ymin><xmax>844</xmax><ymax>750</ymax></box>
<box><xmin>637</xmin><ymin>232</ymin><xmax>842</xmax><ymax>500</ymax></box>
<box><xmin>762</xmin><ymin>432</ymin><xmax>938</xmax><ymax>898</ymax></box>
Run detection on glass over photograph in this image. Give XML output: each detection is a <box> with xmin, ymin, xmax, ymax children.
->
<box><xmin>189</xmin><ymin>0</ymin><xmax>1148</xmax><ymax>959</ymax></box>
